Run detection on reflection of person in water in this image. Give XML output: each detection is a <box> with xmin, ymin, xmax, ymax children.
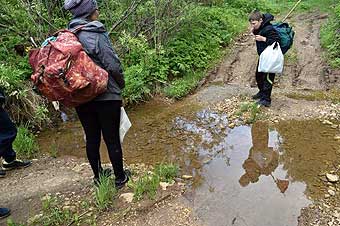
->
<box><xmin>239</xmin><ymin>121</ymin><xmax>279</xmax><ymax>187</ymax></box>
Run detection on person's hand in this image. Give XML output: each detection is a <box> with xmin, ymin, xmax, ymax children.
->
<box><xmin>255</xmin><ymin>35</ymin><xmax>266</xmax><ymax>42</ymax></box>
<box><xmin>249</xmin><ymin>25</ymin><xmax>254</xmax><ymax>34</ymax></box>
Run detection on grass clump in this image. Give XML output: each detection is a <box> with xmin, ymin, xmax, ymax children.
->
<box><xmin>236</xmin><ymin>102</ymin><xmax>262</xmax><ymax>124</ymax></box>
<box><xmin>13</xmin><ymin>125</ymin><xmax>39</xmax><ymax>159</ymax></box>
<box><xmin>22</xmin><ymin>195</ymin><xmax>96</xmax><ymax>226</ymax></box>
<box><xmin>154</xmin><ymin>164</ymin><xmax>179</xmax><ymax>183</ymax></box>
<box><xmin>129</xmin><ymin>163</ymin><xmax>179</xmax><ymax>201</ymax></box>
<box><xmin>95</xmin><ymin>174</ymin><xmax>117</xmax><ymax>210</ymax></box>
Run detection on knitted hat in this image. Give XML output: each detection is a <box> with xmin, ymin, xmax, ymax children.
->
<box><xmin>64</xmin><ymin>0</ymin><xmax>98</xmax><ymax>18</ymax></box>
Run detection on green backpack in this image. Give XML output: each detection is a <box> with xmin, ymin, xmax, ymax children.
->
<box><xmin>272</xmin><ymin>22</ymin><xmax>295</xmax><ymax>54</ymax></box>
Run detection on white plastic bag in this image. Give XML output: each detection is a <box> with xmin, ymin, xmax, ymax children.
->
<box><xmin>120</xmin><ymin>107</ymin><xmax>132</xmax><ymax>143</ymax></box>
<box><xmin>258</xmin><ymin>42</ymin><xmax>284</xmax><ymax>74</ymax></box>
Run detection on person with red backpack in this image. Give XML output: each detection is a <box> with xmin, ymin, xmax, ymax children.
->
<box><xmin>249</xmin><ymin>10</ymin><xmax>281</xmax><ymax>107</ymax></box>
<box><xmin>64</xmin><ymin>0</ymin><xmax>129</xmax><ymax>188</ymax></box>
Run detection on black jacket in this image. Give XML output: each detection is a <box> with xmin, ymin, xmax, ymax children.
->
<box><xmin>0</xmin><ymin>88</ymin><xmax>5</xmax><ymax>104</ymax></box>
<box><xmin>68</xmin><ymin>18</ymin><xmax>125</xmax><ymax>101</ymax></box>
<box><xmin>253</xmin><ymin>13</ymin><xmax>280</xmax><ymax>55</ymax></box>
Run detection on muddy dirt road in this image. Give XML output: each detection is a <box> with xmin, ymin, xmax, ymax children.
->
<box><xmin>1</xmin><ymin>11</ymin><xmax>339</xmax><ymax>226</ymax></box>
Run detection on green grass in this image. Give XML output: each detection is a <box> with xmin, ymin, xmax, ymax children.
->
<box><xmin>164</xmin><ymin>72</ymin><xmax>205</xmax><ymax>99</ymax></box>
<box><xmin>236</xmin><ymin>102</ymin><xmax>263</xmax><ymax>124</ymax></box>
<box><xmin>95</xmin><ymin>174</ymin><xmax>117</xmax><ymax>210</ymax></box>
<box><xmin>154</xmin><ymin>164</ymin><xmax>179</xmax><ymax>183</ymax></box>
<box><xmin>130</xmin><ymin>173</ymin><xmax>160</xmax><ymax>200</ymax></box>
<box><xmin>13</xmin><ymin>125</ymin><xmax>39</xmax><ymax>159</ymax></box>
<box><xmin>320</xmin><ymin>4</ymin><xmax>340</xmax><ymax>68</ymax></box>
<box><xmin>286</xmin><ymin>89</ymin><xmax>340</xmax><ymax>103</ymax></box>
<box><xmin>23</xmin><ymin>195</ymin><xmax>96</xmax><ymax>226</ymax></box>
<box><xmin>129</xmin><ymin>163</ymin><xmax>179</xmax><ymax>200</ymax></box>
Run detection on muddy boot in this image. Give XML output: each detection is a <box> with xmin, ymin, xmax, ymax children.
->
<box><xmin>252</xmin><ymin>92</ymin><xmax>263</xmax><ymax>100</ymax></box>
<box><xmin>0</xmin><ymin>208</ymin><xmax>10</xmax><ymax>219</ymax></box>
<box><xmin>257</xmin><ymin>99</ymin><xmax>271</xmax><ymax>107</ymax></box>
<box><xmin>2</xmin><ymin>159</ymin><xmax>31</xmax><ymax>171</ymax></box>
<box><xmin>115</xmin><ymin>170</ymin><xmax>131</xmax><ymax>189</ymax></box>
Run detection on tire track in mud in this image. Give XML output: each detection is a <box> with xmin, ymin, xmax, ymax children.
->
<box><xmin>210</xmin><ymin>12</ymin><xmax>339</xmax><ymax>92</ymax></box>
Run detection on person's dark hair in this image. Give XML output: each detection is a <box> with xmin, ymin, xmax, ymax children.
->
<box><xmin>249</xmin><ymin>10</ymin><xmax>263</xmax><ymax>22</ymax></box>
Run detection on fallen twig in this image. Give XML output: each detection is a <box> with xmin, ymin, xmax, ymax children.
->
<box><xmin>67</xmin><ymin>210</ymin><xmax>90</xmax><ymax>226</ymax></box>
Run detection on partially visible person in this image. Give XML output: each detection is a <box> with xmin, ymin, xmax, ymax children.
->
<box><xmin>64</xmin><ymin>0</ymin><xmax>129</xmax><ymax>188</ymax></box>
<box><xmin>0</xmin><ymin>88</ymin><xmax>32</xmax><ymax>219</ymax></box>
<box><xmin>0</xmin><ymin>207</ymin><xmax>10</xmax><ymax>219</ymax></box>
<box><xmin>249</xmin><ymin>10</ymin><xmax>280</xmax><ymax>107</ymax></box>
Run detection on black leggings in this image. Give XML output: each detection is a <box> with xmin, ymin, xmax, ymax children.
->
<box><xmin>76</xmin><ymin>100</ymin><xmax>124</xmax><ymax>180</ymax></box>
<box><xmin>256</xmin><ymin>61</ymin><xmax>275</xmax><ymax>101</ymax></box>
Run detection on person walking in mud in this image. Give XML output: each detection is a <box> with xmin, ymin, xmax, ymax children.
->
<box><xmin>249</xmin><ymin>10</ymin><xmax>280</xmax><ymax>107</ymax></box>
<box><xmin>64</xmin><ymin>0</ymin><xmax>129</xmax><ymax>188</ymax></box>
<box><xmin>0</xmin><ymin>88</ymin><xmax>32</xmax><ymax>219</ymax></box>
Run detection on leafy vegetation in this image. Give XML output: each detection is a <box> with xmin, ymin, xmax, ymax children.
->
<box><xmin>129</xmin><ymin>163</ymin><xmax>179</xmax><ymax>200</ymax></box>
<box><xmin>13</xmin><ymin>125</ymin><xmax>39</xmax><ymax>159</ymax></box>
<box><xmin>9</xmin><ymin>195</ymin><xmax>97</xmax><ymax>226</ymax></box>
<box><xmin>95</xmin><ymin>174</ymin><xmax>117</xmax><ymax>210</ymax></box>
<box><xmin>0</xmin><ymin>0</ymin><xmax>338</xmax><ymax>126</ymax></box>
<box><xmin>321</xmin><ymin>3</ymin><xmax>340</xmax><ymax>68</ymax></box>
<box><xmin>236</xmin><ymin>101</ymin><xmax>263</xmax><ymax>123</ymax></box>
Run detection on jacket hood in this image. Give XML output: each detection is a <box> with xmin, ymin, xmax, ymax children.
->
<box><xmin>261</xmin><ymin>13</ymin><xmax>274</xmax><ymax>28</ymax></box>
<box><xmin>68</xmin><ymin>18</ymin><xmax>106</xmax><ymax>33</ymax></box>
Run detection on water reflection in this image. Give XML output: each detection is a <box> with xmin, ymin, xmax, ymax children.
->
<box><xmin>238</xmin><ymin>121</ymin><xmax>289</xmax><ymax>193</ymax></box>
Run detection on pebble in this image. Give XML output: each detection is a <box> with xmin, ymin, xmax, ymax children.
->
<box><xmin>326</xmin><ymin>173</ymin><xmax>339</xmax><ymax>183</ymax></box>
<box><xmin>323</xmin><ymin>120</ymin><xmax>333</xmax><ymax>125</ymax></box>
<box><xmin>328</xmin><ymin>190</ymin><xmax>336</xmax><ymax>196</ymax></box>
<box><xmin>160</xmin><ymin>182</ymin><xmax>170</xmax><ymax>191</ymax></box>
<box><xmin>182</xmin><ymin>175</ymin><xmax>193</xmax><ymax>180</ymax></box>
<box><xmin>119</xmin><ymin>193</ymin><xmax>134</xmax><ymax>203</ymax></box>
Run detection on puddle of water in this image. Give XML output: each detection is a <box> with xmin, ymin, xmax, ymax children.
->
<box><xmin>37</xmin><ymin>100</ymin><xmax>202</xmax><ymax>166</ymax></box>
<box><xmin>38</xmin><ymin>101</ymin><xmax>339</xmax><ymax>226</ymax></box>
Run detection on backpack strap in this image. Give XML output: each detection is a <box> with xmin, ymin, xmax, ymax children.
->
<box><xmin>70</xmin><ymin>25</ymin><xmax>86</xmax><ymax>34</ymax></box>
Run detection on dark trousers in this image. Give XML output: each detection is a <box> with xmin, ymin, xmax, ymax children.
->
<box><xmin>0</xmin><ymin>107</ymin><xmax>17</xmax><ymax>162</ymax></box>
<box><xmin>256</xmin><ymin>69</ymin><xmax>275</xmax><ymax>102</ymax></box>
<box><xmin>76</xmin><ymin>100</ymin><xmax>124</xmax><ymax>180</ymax></box>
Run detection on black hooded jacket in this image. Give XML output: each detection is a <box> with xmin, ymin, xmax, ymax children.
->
<box><xmin>0</xmin><ymin>88</ymin><xmax>5</xmax><ymax>105</ymax></box>
<box><xmin>253</xmin><ymin>13</ymin><xmax>280</xmax><ymax>55</ymax></box>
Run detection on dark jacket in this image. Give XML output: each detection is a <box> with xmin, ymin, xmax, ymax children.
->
<box><xmin>253</xmin><ymin>13</ymin><xmax>280</xmax><ymax>55</ymax></box>
<box><xmin>0</xmin><ymin>88</ymin><xmax>5</xmax><ymax>105</ymax></box>
<box><xmin>68</xmin><ymin>18</ymin><xmax>125</xmax><ymax>101</ymax></box>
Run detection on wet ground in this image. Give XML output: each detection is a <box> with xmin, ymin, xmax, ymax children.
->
<box><xmin>37</xmin><ymin>101</ymin><xmax>339</xmax><ymax>226</ymax></box>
